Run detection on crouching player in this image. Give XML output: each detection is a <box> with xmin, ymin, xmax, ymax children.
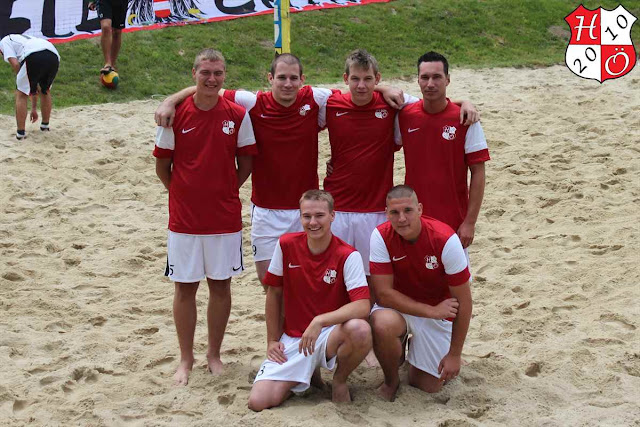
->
<box><xmin>369</xmin><ymin>185</ymin><xmax>472</xmax><ymax>401</ymax></box>
<box><xmin>248</xmin><ymin>190</ymin><xmax>372</xmax><ymax>411</ymax></box>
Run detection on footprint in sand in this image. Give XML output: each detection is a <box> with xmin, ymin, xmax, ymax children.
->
<box><xmin>13</xmin><ymin>399</ymin><xmax>29</xmax><ymax>413</ymax></box>
<box><xmin>2</xmin><ymin>271</ymin><xmax>24</xmax><ymax>281</ymax></box>
<box><xmin>145</xmin><ymin>355</ymin><xmax>174</xmax><ymax>369</ymax></box>
<box><xmin>217</xmin><ymin>393</ymin><xmax>235</xmax><ymax>406</ymax></box>
<box><xmin>588</xmin><ymin>244</ymin><xmax>623</xmax><ymax>256</ymax></box>
<box><xmin>599</xmin><ymin>314</ymin><xmax>636</xmax><ymax>331</ymax></box>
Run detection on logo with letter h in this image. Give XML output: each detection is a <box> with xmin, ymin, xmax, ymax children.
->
<box><xmin>565</xmin><ymin>5</ymin><xmax>637</xmax><ymax>83</ymax></box>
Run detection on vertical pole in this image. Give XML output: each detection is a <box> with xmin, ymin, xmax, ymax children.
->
<box><xmin>274</xmin><ymin>0</ymin><xmax>291</xmax><ymax>56</ymax></box>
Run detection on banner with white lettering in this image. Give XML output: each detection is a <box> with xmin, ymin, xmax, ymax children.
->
<box><xmin>1</xmin><ymin>0</ymin><xmax>391</xmax><ymax>43</ymax></box>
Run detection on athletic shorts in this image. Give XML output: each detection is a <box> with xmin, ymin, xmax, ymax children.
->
<box><xmin>165</xmin><ymin>230</ymin><xmax>244</xmax><ymax>283</ymax></box>
<box><xmin>253</xmin><ymin>325</ymin><xmax>337</xmax><ymax>393</ymax></box>
<box><xmin>250</xmin><ymin>203</ymin><xmax>302</xmax><ymax>262</ymax></box>
<box><xmin>16</xmin><ymin>50</ymin><xmax>59</xmax><ymax>95</ymax></box>
<box><xmin>96</xmin><ymin>0</ymin><xmax>126</xmax><ymax>29</ymax></box>
<box><xmin>371</xmin><ymin>304</ymin><xmax>452</xmax><ymax>378</ymax></box>
<box><xmin>332</xmin><ymin>211</ymin><xmax>386</xmax><ymax>275</ymax></box>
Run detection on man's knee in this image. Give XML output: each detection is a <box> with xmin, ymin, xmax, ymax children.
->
<box><xmin>247</xmin><ymin>392</ymin><xmax>271</xmax><ymax>412</ymax></box>
<box><xmin>409</xmin><ymin>376</ymin><xmax>442</xmax><ymax>394</ymax></box>
<box><xmin>100</xmin><ymin>20</ymin><xmax>113</xmax><ymax>34</ymax></box>
<box><xmin>207</xmin><ymin>278</ymin><xmax>231</xmax><ymax>297</ymax></box>
<box><xmin>113</xmin><ymin>29</ymin><xmax>122</xmax><ymax>38</ymax></box>
<box><xmin>248</xmin><ymin>383</ymin><xmax>286</xmax><ymax>412</ymax></box>
<box><xmin>371</xmin><ymin>310</ymin><xmax>403</xmax><ymax>339</ymax></box>
<box><xmin>344</xmin><ymin>319</ymin><xmax>372</xmax><ymax>347</ymax></box>
<box><xmin>408</xmin><ymin>367</ymin><xmax>443</xmax><ymax>393</ymax></box>
<box><xmin>174</xmin><ymin>283</ymin><xmax>198</xmax><ymax>301</ymax></box>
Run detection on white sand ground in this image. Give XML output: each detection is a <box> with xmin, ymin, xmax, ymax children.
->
<box><xmin>1</xmin><ymin>65</ymin><xmax>639</xmax><ymax>426</ymax></box>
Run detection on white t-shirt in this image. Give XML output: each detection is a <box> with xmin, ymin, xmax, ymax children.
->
<box><xmin>0</xmin><ymin>34</ymin><xmax>60</xmax><ymax>63</ymax></box>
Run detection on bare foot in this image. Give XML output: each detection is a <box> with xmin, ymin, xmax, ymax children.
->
<box><xmin>310</xmin><ymin>368</ymin><xmax>327</xmax><ymax>390</ymax></box>
<box><xmin>331</xmin><ymin>381</ymin><xmax>352</xmax><ymax>403</ymax></box>
<box><xmin>173</xmin><ymin>359</ymin><xmax>193</xmax><ymax>386</ymax></box>
<box><xmin>364</xmin><ymin>349</ymin><xmax>380</xmax><ymax>367</ymax></box>
<box><xmin>207</xmin><ymin>355</ymin><xmax>224</xmax><ymax>376</ymax></box>
<box><xmin>377</xmin><ymin>381</ymin><xmax>399</xmax><ymax>402</ymax></box>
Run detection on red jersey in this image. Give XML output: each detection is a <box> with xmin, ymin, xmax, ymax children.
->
<box><xmin>324</xmin><ymin>91</ymin><xmax>399</xmax><ymax>212</ymax></box>
<box><xmin>369</xmin><ymin>216</ymin><xmax>470</xmax><ymax>307</ymax></box>
<box><xmin>224</xmin><ymin>86</ymin><xmax>331</xmax><ymax>210</ymax></box>
<box><xmin>398</xmin><ymin>100</ymin><xmax>490</xmax><ymax>231</ymax></box>
<box><xmin>153</xmin><ymin>96</ymin><xmax>257</xmax><ymax>234</ymax></box>
<box><xmin>263</xmin><ymin>233</ymin><xmax>370</xmax><ymax>337</ymax></box>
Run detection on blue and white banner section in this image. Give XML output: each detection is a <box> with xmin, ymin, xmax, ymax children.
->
<box><xmin>1</xmin><ymin>0</ymin><xmax>392</xmax><ymax>44</ymax></box>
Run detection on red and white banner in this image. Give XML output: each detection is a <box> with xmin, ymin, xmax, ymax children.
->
<box><xmin>1</xmin><ymin>0</ymin><xmax>391</xmax><ymax>44</ymax></box>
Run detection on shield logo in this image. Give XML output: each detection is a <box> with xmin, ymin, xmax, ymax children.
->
<box><xmin>442</xmin><ymin>125</ymin><xmax>457</xmax><ymax>141</ymax></box>
<box><xmin>323</xmin><ymin>268</ymin><xmax>337</xmax><ymax>285</ymax></box>
<box><xmin>424</xmin><ymin>255</ymin><xmax>439</xmax><ymax>270</ymax></box>
<box><xmin>565</xmin><ymin>5</ymin><xmax>637</xmax><ymax>83</ymax></box>
<box><xmin>222</xmin><ymin>120</ymin><xmax>235</xmax><ymax>135</ymax></box>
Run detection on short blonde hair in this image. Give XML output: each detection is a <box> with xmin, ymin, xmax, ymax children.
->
<box><xmin>194</xmin><ymin>48</ymin><xmax>225</xmax><ymax>70</ymax></box>
<box><xmin>299</xmin><ymin>189</ymin><xmax>334</xmax><ymax>212</ymax></box>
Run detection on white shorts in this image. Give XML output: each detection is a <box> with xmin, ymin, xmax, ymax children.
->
<box><xmin>332</xmin><ymin>211</ymin><xmax>386</xmax><ymax>275</ymax></box>
<box><xmin>250</xmin><ymin>203</ymin><xmax>302</xmax><ymax>262</ymax></box>
<box><xmin>16</xmin><ymin>65</ymin><xmax>30</xmax><ymax>95</ymax></box>
<box><xmin>371</xmin><ymin>304</ymin><xmax>452</xmax><ymax>378</ymax></box>
<box><xmin>166</xmin><ymin>230</ymin><xmax>244</xmax><ymax>283</ymax></box>
<box><xmin>253</xmin><ymin>325</ymin><xmax>337</xmax><ymax>393</ymax></box>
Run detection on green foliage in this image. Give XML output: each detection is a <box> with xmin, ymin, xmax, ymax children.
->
<box><xmin>1</xmin><ymin>0</ymin><xmax>638</xmax><ymax>113</ymax></box>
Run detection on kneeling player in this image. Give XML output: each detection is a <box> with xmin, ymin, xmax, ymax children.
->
<box><xmin>248</xmin><ymin>190</ymin><xmax>371</xmax><ymax>411</ymax></box>
<box><xmin>369</xmin><ymin>185</ymin><xmax>472</xmax><ymax>400</ymax></box>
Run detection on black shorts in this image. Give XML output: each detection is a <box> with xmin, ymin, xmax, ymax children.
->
<box><xmin>24</xmin><ymin>50</ymin><xmax>59</xmax><ymax>95</ymax></box>
<box><xmin>96</xmin><ymin>0</ymin><xmax>127</xmax><ymax>29</ymax></box>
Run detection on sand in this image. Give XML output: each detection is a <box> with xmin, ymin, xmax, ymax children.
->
<box><xmin>1</xmin><ymin>65</ymin><xmax>639</xmax><ymax>426</ymax></box>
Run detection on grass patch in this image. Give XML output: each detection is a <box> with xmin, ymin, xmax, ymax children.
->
<box><xmin>1</xmin><ymin>0</ymin><xmax>638</xmax><ymax>113</ymax></box>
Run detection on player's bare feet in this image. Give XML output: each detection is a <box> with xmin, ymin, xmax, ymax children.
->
<box><xmin>377</xmin><ymin>381</ymin><xmax>399</xmax><ymax>402</ymax></box>
<box><xmin>173</xmin><ymin>359</ymin><xmax>193</xmax><ymax>386</ymax></box>
<box><xmin>331</xmin><ymin>381</ymin><xmax>352</xmax><ymax>403</ymax></box>
<box><xmin>364</xmin><ymin>349</ymin><xmax>380</xmax><ymax>367</ymax></box>
<box><xmin>207</xmin><ymin>355</ymin><xmax>224</xmax><ymax>375</ymax></box>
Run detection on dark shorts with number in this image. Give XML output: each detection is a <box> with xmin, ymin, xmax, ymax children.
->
<box><xmin>96</xmin><ymin>0</ymin><xmax>127</xmax><ymax>29</ymax></box>
<box><xmin>24</xmin><ymin>50</ymin><xmax>59</xmax><ymax>95</ymax></box>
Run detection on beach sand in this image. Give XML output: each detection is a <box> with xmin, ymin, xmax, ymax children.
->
<box><xmin>1</xmin><ymin>65</ymin><xmax>639</xmax><ymax>426</ymax></box>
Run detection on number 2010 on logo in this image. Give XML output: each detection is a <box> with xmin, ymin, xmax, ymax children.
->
<box><xmin>565</xmin><ymin>5</ymin><xmax>637</xmax><ymax>83</ymax></box>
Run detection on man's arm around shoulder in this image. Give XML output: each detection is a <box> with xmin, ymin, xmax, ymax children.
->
<box><xmin>155</xmin><ymin>86</ymin><xmax>198</xmax><ymax>127</ymax></box>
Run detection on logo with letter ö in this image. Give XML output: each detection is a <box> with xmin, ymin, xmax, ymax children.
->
<box><xmin>565</xmin><ymin>5</ymin><xmax>637</xmax><ymax>83</ymax></box>
<box><xmin>323</xmin><ymin>268</ymin><xmax>337</xmax><ymax>284</ymax></box>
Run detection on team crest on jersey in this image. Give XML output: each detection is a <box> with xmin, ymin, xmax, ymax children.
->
<box><xmin>565</xmin><ymin>5</ymin><xmax>637</xmax><ymax>83</ymax></box>
<box><xmin>299</xmin><ymin>104</ymin><xmax>311</xmax><ymax>116</ymax></box>
<box><xmin>222</xmin><ymin>120</ymin><xmax>235</xmax><ymax>135</ymax></box>
<box><xmin>375</xmin><ymin>109</ymin><xmax>388</xmax><ymax>119</ymax></box>
<box><xmin>442</xmin><ymin>125</ymin><xmax>457</xmax><ymax>141</ymax></box>
<box><xmin>425</xmin><ymin>255</ymin><xmax>439</xmax><ymax>270</ymax></box>
<box><xmin>323</xmin><ymin>268</ymin><xmax>337</xmax><ymax>284</ymax></box>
